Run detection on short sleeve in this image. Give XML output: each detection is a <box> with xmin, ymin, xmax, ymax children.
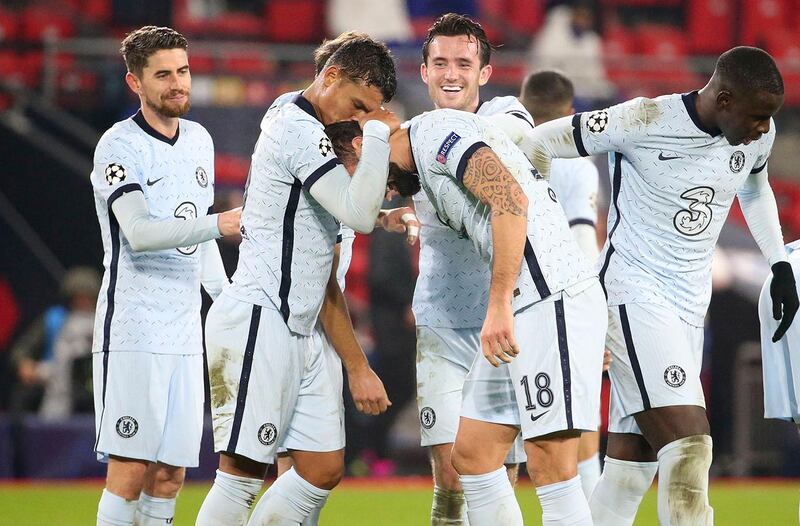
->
<box><xmin>417</xmin><ymin>116</ymin><xmax>490</xmax><ymax>183</ymax></box>
<box><xmin>574</xmin><ymin>97</ymin><xmax>652</xmax><ymax>157</ymax></box>
<box><xmin>751</xmin><ymin>119</ymin><xmax>776</xmax><ymax>174</ymax></box>
<box><xmin>551</xmin><ymin>158</ymin><xmax>599</xmax><ymax>226</ymax></box>
<box><xmin>91</xmin><ymin>129</ymin><xmax>146</xmax><ymax>204</ymax></box>
<box><xmin>282</xmin><ymin>117</ymin><xmax>342</xmax><ymax>189</ymax></box>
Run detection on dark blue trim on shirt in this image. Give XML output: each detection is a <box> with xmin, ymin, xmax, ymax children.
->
<box><xmin>572</xmin><ymin>113</ymin><xmax>589</xmax><ymax>157</ymax></box>
<box><xmin>103</xmin><ymin>182</ymin><xmax>143</xmax><ymax>353</ymax></box>
<box><xmin>132</xmin><ymin>110</ymin><xmax>180</xmax><ymax>146</ymax></box>
<box><xmin>524</xmin><ymin>239</ymin><xmax>552</xmax><ymax>299</ymax></box>
<box><xmin>292</xmin><ymin>93</ymin><xmax>321</xmax><ymax>122</ymax></box>
<box><xmin>456</xmin><ymin>141</ymin><xmax>490</xmax><ymax>182</ymax></box>
<box><xmin>681</xmin><ymin>91</ymin><xmax>722</xmax><ymax>137</ymax></box>
<box><xmin>569</xmin><ymin>218</ymin><xmax>596</xmax><ymax>228</ymax></box>
<box><xmin>751</xmin><ymin>161</ymin><xmax>768</xmax><ymax>174</ymax></box>
<box><xmin>303</xmin><ymin>158</ymin><xmax>342</xmax><ymax>190</ymax></box>
<box><xmin>507</xmin><ymin>110</ymin><xmax>535</xmax><ymax>128</ymax></box>
<box><xmin>599</xmin><ymin>153</ymin><xmax>622</xmax><ymax>297</ymax></box>
<box><xmin>279</xmin><ymin>180</ymin><xmax>303</xmax><ymax>322</ymax></box>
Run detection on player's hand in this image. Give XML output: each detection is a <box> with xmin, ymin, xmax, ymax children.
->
<box><xmin>480</xmin><ymin>301</ymin><xmax>519</xmax><ymax>367</ymax></box>
<box><xmin>217</xmin><ymin>207</ymin><xmax>242</xmax><ymax>237</ymax></box>
<box><xmin>347</xmin><ymin>363</ymin><xmax>392</xmax><ymax>415</ymax></box>
<box><xmin>377</xmin><ymin>207</ymin><xmax>420</xmax><ymax>245</ymax></box>
<box><xmin>358</xmin><ymin>107</ymin><xmax>401</xmax><ymax>134</ymax></box>
<box><xmin>602</xmin><ymin>348</ymin><xmax>612</xmax><ymax>372</ymax></box>
<box><xmin>770</xmin><ymin>261</ymin><xmax>798</xmax><ymax>342</ymax></box>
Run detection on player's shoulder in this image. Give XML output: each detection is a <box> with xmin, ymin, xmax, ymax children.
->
<box><xmin>478</xmin><ymin>95</ymin><xmax>527</xmax><ymax>116</ymax></box>
<box><xmin>95</xmin><ymin>117</ymin><xmax>146</xmax><ymax>157</ymax></box>
<box><xmin>262</xmin><ymin>98</ymin><xmax>323</xmax><ymax>139</ymax></box>
<box><xmin>178</xmin><ymin>118</ymin><xmax>212</xmax><ymax>141</ymax></box>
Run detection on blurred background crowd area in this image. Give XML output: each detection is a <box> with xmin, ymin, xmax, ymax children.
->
<box><xmin>1</xmin><ymin>0</ymin><xmax>800</xmax><ymax>481</ymax></box>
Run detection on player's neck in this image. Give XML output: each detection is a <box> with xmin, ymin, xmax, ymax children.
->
<box><xmin>140</xmin><ymin>104</ymin><xmax>179</xmax><ymax>139</ymax></box>
<box><xmin>389</xmin><ymin>129</ymin><xmax>416</xmax><ymax>173</ymax></box>
<box><xmin>694</xmin><ymin>86</ymin><xmax>721</xmax><ymax>133</ymax></box>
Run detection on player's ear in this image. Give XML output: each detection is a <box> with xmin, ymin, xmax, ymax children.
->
<box><xmin>716</xmin><ymin>89</ymin><xmax>733</xmax><ymax>111</ymax></box>
<box><xmin>420</xmin><ymin>63</ymin><xmax>429</xmax><ymax>84</ymax></box>
<box><xmin>322</xmin><ymin>65</ymin><xmax>339</xmax><ymax>88</ymax></box>
<box><xmin>478</xmin><ymin>64</ymin><xmax>492</xmax><ymax>86</ymax></box>
<box><xmin>352</xmin><ymin>136</ymin><xmax>363</xmax><ymax>157</ymax></box>
<box><xmin>125</xmin><ymin>71</ymin><xmax>142</xmax><ymax>95</ymax></box>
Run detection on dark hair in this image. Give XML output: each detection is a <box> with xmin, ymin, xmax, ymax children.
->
<box><xmin>314</xmin><ymin>31</ymin><xmax>370</xmax><ymax>75</ymax></box>
<box><xmin>326</xmin><ymin>37</ymin><xmax>397</xmax><ymax>102</ymax></box>
<box><xmin>324</xmin><ymin>120</ymin><xmax>420</xmax><ymax>197</ymax></box>
<box><xmin>388</xmin><ymin>162</ymin><xmax>421</xmax><ymax>198</ymax></box>
<box><xmin>422</xmin><ymin>13</ymin><xmax>494</xmax><ymax>68</ymax></box>
<box><xmin>324</xmin><ymin>120</ymin><xmax>361</xmax><ymax>166</ymax></box>
<box><xmin>520</xmin><ymin>70</ymin><xmax>574</xmax><ymax>121</ymax></box>
<box><xmin>120</xmin><ymin>26</ymin><xmax>188</xmax><ymax>77</ymax></box>
<box><xmin>716</xmin><ymin>46</ymin><xmax>783</xmax><ymax>96</ymax></box>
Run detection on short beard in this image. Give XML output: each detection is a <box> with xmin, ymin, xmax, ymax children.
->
<box><xmin>147</xmin><ymin>95</ymin><xmax>191</xmax><ymax>119</ymax></box>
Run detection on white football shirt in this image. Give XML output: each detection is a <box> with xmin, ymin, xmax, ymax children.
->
<box><xmin>574</xmin><ymin>92</ymin><xmax>774</xmax><ymax>326</ymax></box>
<box><xmin>91</xmin><ymin>111</ymin><xmax>215</xmax><ymax>354</ymax></box>
<box><xmin>412</xmin><ymin>96</ymin><xmax>534</xmax><ymax>328</ymax></box>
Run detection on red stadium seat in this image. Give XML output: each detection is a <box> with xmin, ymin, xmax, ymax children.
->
<box><xmin>687</xmin><ymin>0</ymin><xmax>734</xmax><ymax>55</ymax></box>
<box><xmin>506</xmin><ymin>0</ymin><xmax>544</xmax><ymax>34</ymax></box>
<box><xmin>741</xmin><ymin>0</ymin><xmax>790</xmax><ymax>47</ymax></box>
<box><xmin>603</xmin><ymin>27</ymin><xmax>639</xmax><ymax>95</ymax></box>
<box><xmin>764</xmin><ymin>31</ymin><xmax>800</xmax><ymax>105</ymax></box>
<box><xmin>215</xmin><ymin>154</ymin><xmax>250</xmax><ymax>186</ymax></box>
<box><xmin>222</xmin><ymin>52</ymin><xmax>275</xmax><ymax>76</ymax></box>
<box><xmin>635</xmin><ymin>25</ymin><xmax>698</xmax><ymax>96</ymax></box>
<box><xmin>411</xmin><ymin>16</ymin><xmax>436</xmax><ymax>41</ymax></box>
<box><xmin>0</xmin><ymin>8</ymin><xmax>18</xmax><ymax>43</ymax></box>
<box><xmin>19</xmin><ymin>7</ymin><xmax>75</xmax><ymax>42</ymax></box>
<box><xmin>264</xmin><ymin>1</ymin><xmax>324</xmax><ymax>43</ymax></box>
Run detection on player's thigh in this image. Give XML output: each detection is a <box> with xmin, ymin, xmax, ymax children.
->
<box><xmin>158</xmin><ymin>354</ymin><xmax>205</xmax><ymax>468</ymax></box>
<box><xmin>206</xmin><ymin>295</ymin><xmax>305</xmax><ymax>464</ymax></box>
<box><xmin>510</xmin><ymin>283</ymin><xmax>607</xmax><ymax>441</ymax></box>
<box><xmin>93</xmin><ymin>351</ymin><xmax>175</xmax><ymax>465</ymax></box>
<box><xmin>105</xmin><ymin>456</ymin><xmax>149</xmax><ymax>500</ymax></box>
<box><xmin>452</xmin><ymin>417</ymin><xmax>518</xmax><ymax>475</ymax></box>
<box><xmin>606</xmin><ymin>302</ymin><xmax>705</xmax><ymax>435</ymax></box>
<box><xmin>279</xmin><ymin>326</ymin><xmax>345</xmax><ymax>454</ymax></box>
<box><xmin>416</xmin><ymin>326</ymin><xmax>477</xmax><ymax>447</ymax></box>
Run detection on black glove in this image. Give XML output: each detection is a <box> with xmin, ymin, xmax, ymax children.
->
<box><xmin>770</xmin><ymin>261</ymin><xmax>798</xmax><ymax>342</ymax></box>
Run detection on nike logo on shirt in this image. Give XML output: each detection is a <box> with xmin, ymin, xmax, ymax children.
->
<box><xmin>658</xmin><ymin>152</ymin><xmax>682</xmax><ymax>161</ymax></box>
<box><xmin>146</xmin><ymin>177</ymin><xmax>164</xmax><ymax>186</ymax></box>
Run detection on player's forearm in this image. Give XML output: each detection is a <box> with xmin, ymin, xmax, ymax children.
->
<box><xmin>488</xmin><ymin>213</ymin><xmax>528</xmax><ymax>306</ymax></box>
<box><xmin>739</xmin><ymin>171</ymin><xmax>787</xmax><ymax>266</ymax></box>
<box><xmin>200</xmin><ymin>240</ymin><xmax>229</xmax><ymax>300</ymax></box>
<box><xmin>310</xmin><ymin>121</ymin><xmax>390</xmax><ymax>233</ymax></box>
<box><xmin>518</xmin><ymin>116</ymin><xmax>582</xmax><ymax>180</ymax></box>
<box><xmin>111</xmin><ymin>191</ymin><xmax>220</xmax><ymax>252</ymax></box>
<box><xmin>319</xmin><ymin>247</ymin><xmax>369</xmax><ymax>372</ymax></box>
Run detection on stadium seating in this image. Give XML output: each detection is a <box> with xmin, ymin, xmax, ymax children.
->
<box><xmin>687</xmin><ymin>0</ymin><xmax>734</xmax><ymax>55</ymax></box>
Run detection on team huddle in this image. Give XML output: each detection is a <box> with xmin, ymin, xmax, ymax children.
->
<box><xmin>89</xmin><ymin>15</ymin><xmax>798</xmax><ymax>526</ymax></box>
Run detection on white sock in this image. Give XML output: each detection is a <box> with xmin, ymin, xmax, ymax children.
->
<box><xmin>300</xmin><ymin>499</ymin><xmax>326</xmax><ymax>526</ymax></box>
<box><xmin>589</xmin><ymin>456</ymin><xmax>657</xmax><ymax>526</ymax></box>
<box><xmin>431</xmin><ymin>486</ymin><xmax>468</xmax><ymax>525</ymax></box>
<box><xmin>247</xmin><ymin>467</ymin><xmax>330</xmax><ymax>526</ymax></box>
<box><xmin>97</xmin><ymin>489</ymin><xmax>137</xmax><ymax>526</ymax></box>
<box><xmin>133</xmin><ymin>493</ymin><xmax>176</xmax><ymax>525</ymax></box>
<box><xmin>196</xmin><ymin>469</ymin><xmax>263</xmax><ymax>526</ymax></box>
<box><xmin>656</xmin><ymin>435</ymin><xmax>714</xmax><ymax>526</ymax></box>
<box><xmin>536</xmin><ymin>475</ymin><xmax>592</xmax><ymax>526</ymax></box>
<box><xmin>460</xmin><ymin>466</ymin><xmax>523</xmax><ymax>526</ymax></box>
<box><xmin>577</xmin><ymin>453</ymin><xmax>601</xmax><ymax>499</ymax></box>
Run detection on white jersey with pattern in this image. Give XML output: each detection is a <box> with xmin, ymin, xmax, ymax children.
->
<box><xmin>412</xmin><ymin>96</ymin><xmax>534</xmax><ymax>328</ymax></box>
<box><xmin>409</xmin><ymin>109</ymin><xmax>592</xmax><ymax>312</ymax></box>
<box><xmin>269</xmin><ymin>89</ymin><xmax>354</xmax><ymax>293</ymax></box>
<box><xmin>227</xmin><ymin>93</ymin><xmax>343</xmax><ymax>336</ymax></box>
<box><xmin>574</xmin><ymin>92</ymin><xmax>775</xmax><ymax>326</ymax></box>
<box><xmin>91</xmin><ymin>111</ymin><xmax>215</xmax><ymax>354</ymax></box>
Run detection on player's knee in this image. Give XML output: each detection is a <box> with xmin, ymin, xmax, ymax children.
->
<box><xmin>434</xmin><ymin>458</ymin><xmax>462</xmax><ymax>491</ymax></box>
<box><xmin>147</xmin><ymin>465</ymin><xmax>185</xmax><ymax>498</ymax></box>
<box><xmin>450</xmin><ymin>441</ymin><xmax>483</xmax><ymax>476</ymax></box>
<box><xmin>657</xmin><ymin>435</ymin><xmax>713</xmax><ymax>523</ymax></box>
<box><xmin>296</xmin><ymin>457</ymin><xmax>344</xmax><ymax>490</ymax></box>
<box><xmin>525</xmin><ymin>440</ymin><xmax>578</xmax><ymax>486</ymax></box>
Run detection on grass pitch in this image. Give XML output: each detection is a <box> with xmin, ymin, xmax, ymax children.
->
<box><xmin>0</xmin><ymin>478</ymin><xmax>797</xmax><ymax>525</ymax></box>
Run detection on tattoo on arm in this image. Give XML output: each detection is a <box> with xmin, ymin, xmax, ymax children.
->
<box><xmin>462</xmin><ymin>147</ymin><xmax>528</xmax><ymax>218</ymax></box>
